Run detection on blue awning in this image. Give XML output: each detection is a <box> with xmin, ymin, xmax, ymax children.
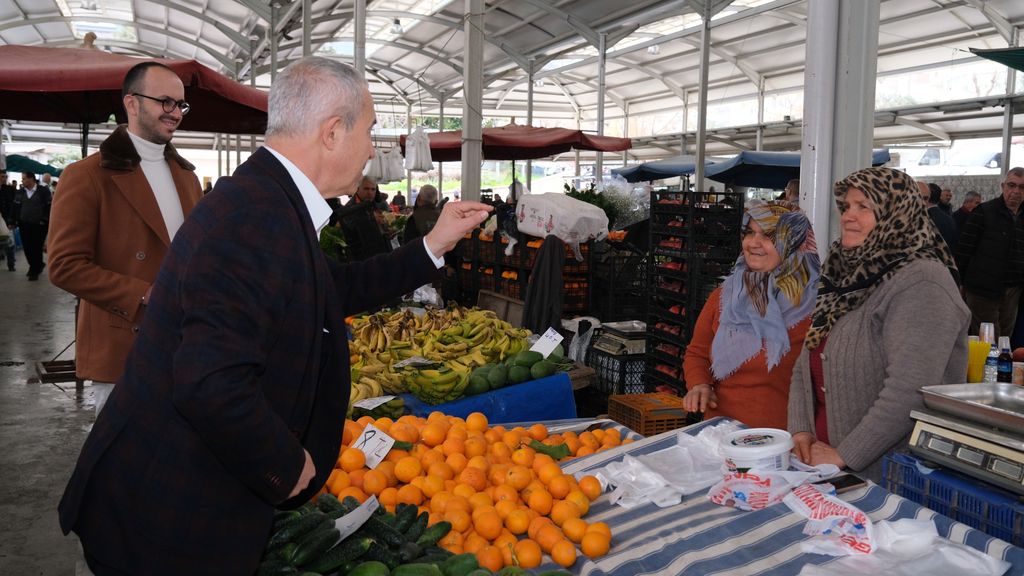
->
<box><xmin>611</xmin><ymin>154</ymin><xmax>716</xmax><ymax>183</ymax></box>
<box><xmin>704</xmin><ymin>149</ymin><xmax>891</xmax><ymax>189</ymax></box>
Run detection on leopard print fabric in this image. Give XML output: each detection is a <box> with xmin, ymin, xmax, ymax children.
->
<box><xmin>803</xmin><ymin>167</ymin><xmax>957</xmax><ymax>350</ymax></box>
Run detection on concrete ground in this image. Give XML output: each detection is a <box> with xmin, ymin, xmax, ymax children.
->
<box><xmin>0</xmin><ymin>253</ymin><xmax>92</xmax><ymax>575</ymax></box>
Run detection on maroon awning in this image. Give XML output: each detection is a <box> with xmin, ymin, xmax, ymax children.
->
<box><xmin>400</xmin><ymin>123</ymin><xmax>632</xmax><ymax>162</ymax></box>
<box><xmin>0</xmin><ymin>45</ymin><xmax>267</xmax><ymax>134</ymax></box>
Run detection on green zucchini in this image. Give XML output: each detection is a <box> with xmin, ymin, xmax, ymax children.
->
<box><xmin>414</xmin><ymin>521</ymin><xmax>452</xmax><ymax>548</ymax></box>
<box><xmin>363</xmin><ymin>541</ymin><xmax>402</xmax><ymax>569</ymax></box>
<box><xmin>348</xmin><ymin>560</ymin><xmax>391</xmax><ymax>576</ymax></box>
<box><xmin>302</xmin><ymin>536</ymin><xmax>373</xmax><ymax>574</ymax></box>
<box><xmin>362</xmin><ymin>515</ymin><xmax>407</xmax><ymax>548</ymax></box>
<box><xmin>398</xmin><ymin>541</ymin><xmax>422</xmax><ymax>563</ymax></box>
<box><xmin>440</xmin><ymin>552</ymin><xmax>480</xmax><ymax>576</ymax></box>
<box><xmin>316</xmin><ymin>492</ymin><xmax>345</xmax><ymax>515</ymax></box>
<box><xmin>392</xmin><ymin>563</ymin><xmax>444</xmax><ymax>576</ymax></box>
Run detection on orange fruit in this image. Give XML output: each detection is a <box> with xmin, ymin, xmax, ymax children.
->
<box><xmin>421</xmin><ymin>423</ymin><xmax>447</xmax><ymax>447</ymax></box>
<box><xmin>384</xmin><ymin>449</ymin><xmax>409</xmax><ymax>463</ymax></box>
<box><xmin>336</xmin><ymin>485</ymin><xmax>367</xmax><ymax>503</ymax></box>
<box><xmin>551</xmin><ymin>538</ymin><xmax>578</xmax><ymax>568</ymax></box>
<box><xmin>581</xmin><ymin>531</ymin><xmax>611</xmax><ymax>558</ymax></box>
<box><xmin>453</xmin><ymin>482</ymin><xmax>476</xmax><ymax>500</ymax></box>
<box><xmin>513</xmin><ymin>538</ymin><xmax>543</xmax><ymax>569</ymax></box>
<box><xmin>441</xmin><ymin>437</ymin><xmax>466</xmax><ymax>457</ymax></box>
<box><xmin>362</xmin><ymin>469</ymin><xmax>388</xmax><ymax>496</ymax></box>
<box><xmin>356</xmin><ymin>415</ymin><xmax>374</xmax><ymax>427</ymax></box>
<box><xmin>586</xmin><ymin>521</ymin><xmax>612</xmax><ymax>539</ymax></box>
<box><xmin>466</xmin><ymin>455</ymin><xmax>490</xmax><ymax>473</ymax></box>
<box><xmin>548</xmin><ymin>474</ymin><xmax>572</xmax><ymax>499</ymax></box>
<box><xmin>446</xmin><ymin>452</ymin><xmax>468</xmax><ymax>474</ymax></box>
<box><xmin>562</xmin><ymin>517</ymin><xmax>588</xmax><ymax>543</ymax></box>
<box><xmin>397</xmin><ymin>484</ymin><xmax>424</xmax><ymax>506</ymax></box>
<box><xmin>420</xmin><ymin>448</ymin><xmax>446</xmax><ymax>470</ymax></box>
<box><xmin>473</xmin><ymin>508</ymin><xmax>503</xmax><ymax>540</ymax></box>
<box><xmin>468</xmin><ymin>491</ymin><xmax>494</xmax><ymax>511</ymax></box>
<box><xmin>527</xmin><ymin>489</ymin><xmax>553</xmax><ymax>515</ymax></box>
<box><xmin>444</xmin><ymin>508</ymin><xmax>472</xmax><ymax>533</ymax></box>
<box><xmin>578</xmin><ymin>475</ymin><xmax>602</xmax><ymax>501</ymax></box>
<box><xmin>489</xmin><ymin>463</ymin><xmax>511</xmax><ymax>487</ymax></box>
<box><xmin>501</xmin><ymin>430</ymin><xmax>523</xmax><ymax>450</ymax></box>
<box><xmin>591</xmin><ymin>428</ymin><xmax>606</xmax><ymax>443</ymax></box>
<box><xmin>438</xmin><ymin>529</ymin><xmax>464</xmax><ymax>552</ymax></box>
<box><xmin>505</xmin><ymin>465</ymin><xmax>533</xmax><ymax>491</ymax></box>
<box><xmin>550</xmin><ymin>499</ymin><xmax>581</xmax><ymax>526</ymax></box>
<box><xmin>532</xmin><ymin>453</ymin><xmax>555</xmax><ymax>474</ymax></box>
<box><xmin>463</xmin><ymin>531</ymin><xmax>488</xmax><ymax>554</ymax></box>
<box><xmin>579</xmin><ymin>431</ymin><xmax>600</xmax><ymax>450</ymax></box>
<box><xmin>494</xmin><ymin>499</ymin><xmax>517</xmax><ymax>520</ymax></box>
<box><xmin>535</xmin><ymin>523</ymin><xmax>564</xmax><ymax>553</ymax></box>
<box><xmin>421</xmin><ymin>474</ymin><xmax>446</xmax><ymax>499</ymax></box>
<box><xmin>476</xmin><ymin>545</ymin><xmax>504</xmax><ymax>572</ymax></box>
<box><xmin>563</xmin><ymin>435</ymin><xmax>582</xmax><ymax>455</ymax></box>
<box><xmin>375</xmin><ymin>461</ymin><xmax>398</xmax><ymax>487</ymax></box>
<box><xmin>342</xmin><ymin>419</ymin><xmax>362</xmax><ymax>446</ymax></box>
<box><xmin>483</xmin><ymin>428</ymin><xmax>503</xmax><ymax>445</ymax></box>
<box><xmin>494</xmin><ymin>532</ymin><xmax>517</xmax><ymax>565</ymax></box>
<box><xmin>445</xmin><ymin>495</ymin><xmax>472</xmax><ymax>516</ymax></box>
<box><xmin>378</xmin><ymin>486</ymin><xmax>399</xmax><ymax>508</ymax></box>
<box><xmin>493</xmin><ymin>483</ymin><xmax>519</xmax><ymax>504</ymax></box>
<box><xmin>528</xmin><ymin>423</ymin><xmax>548</xmax><ymax>441</ymax></box>
<box><xmin>373</xmin><ymin>416</ymin><xmax>394</xmax><ymax>432</ymax></box>
<box><xmin>537</xmin><ymin>462</ymin><xmax>562</xmax><ymax>486</ymax></box>
<box><xmin>339</xmin><ymin>447</ymin><xmax>366</xmax><ymax>472</ymax></box>
<box><xmin>464</xmin><ymin>437</ymin><xmax>488</xmax><ymax>459</ymax></box>
<box><xmin>505</xmin><ymin>508</ymin><xmax>531</xmax><ymax>535</ymax></box>
<box><xmin>348</xmin><ymin>468</ymin><xmax>366</xmax><ymax>490</ymax></box>
<box><xmin>466</xmin><ymin>412</ymin><xmax>489</xmax><ymax>432</ymax></box>
<box><xmin>394</xmin><ymin>456</ymin><xmax>423</xmax><ymax>483</ymax></box>
<box><xmin>565</xmin><ymin>490</ymin><xmax>590</xmax><ymax>515</ymax></box>
<box><xmin>427</xmin><ymin>461</ymin><xmax>455</xmax><ymax>481</ymax></box>
<box><xmin>488</xmin><ymin>441</ymin><xmax>513</xmax><ymax>463</ymax></box>
<box><xmin>528</xmin><ymin>515</ymin><xmax>553</xmax><ymax>540</ymax></box>
<box><xmin>511</xmin><ymin>446</ymin><xmax>536</xmax><ymax>468</ymax></box>
<box><xmin>326</xmin><ymin>469</ymin><xmax>350</xmax><ymax>496</ymax></box>
<box><xmin>459</xmin><ymin>467</ymin><xmax>488</xmax><ymax>492</ymax></box>
<box><xmin>520</xmin><ymin>480</ymin><xmax>546</xmax><ymax>502</ymax></box>
<box><xmin>430</xmin><ymin>491</ymin><xmax>453</xmax><ymax>514</ymax></box>
<box><xmin>575</xmin><ymin>445</ymin><xmax>596</xmax><ymax>458</ymax></box>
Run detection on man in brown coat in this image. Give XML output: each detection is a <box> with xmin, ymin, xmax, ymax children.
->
<box><xmin>48</xmin><ymin>61</ymin><xmax>202</xmax><ymax>413</ymax></box>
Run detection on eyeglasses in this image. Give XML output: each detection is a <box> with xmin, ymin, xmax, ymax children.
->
<box><xmin>131</xmin><ymin>93</ymin><xmax>190</xmax><ymax>115</ymax></box>
<box><xmin>1003</xmin><ymin>181</ymin><xmax>1023</xmax><ymax>190</ymax></box>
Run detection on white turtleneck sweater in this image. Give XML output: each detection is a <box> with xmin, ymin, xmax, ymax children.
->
<box><xmin>127</xmin><ymin>131</ymin><xmax>184</xmax><ymax>241</ymax></box>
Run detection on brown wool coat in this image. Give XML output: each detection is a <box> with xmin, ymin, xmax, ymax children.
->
<box><xmin>48</xmin><ymin>125</ymin><xmax>202</xmax><ymax>382</ymax></box>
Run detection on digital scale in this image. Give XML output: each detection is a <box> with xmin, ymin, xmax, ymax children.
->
<box><xmin>592</xmin><ymin>320</ymin><xmax>646</xmax><ymax>355</ymax></box>
<box><xmin>909</xmin><ymin>383</ymin><xmax>1024</xmax><ymax>496</ymax></box>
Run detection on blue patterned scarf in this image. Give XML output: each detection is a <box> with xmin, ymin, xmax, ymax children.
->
<box><xmin>711</xmin><ymin>201</ymin><xmax>820</xmax><ymax>380</ymax></box>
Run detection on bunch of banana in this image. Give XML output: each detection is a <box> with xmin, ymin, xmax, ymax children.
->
<box><xmin>351</xmin><ymin>353</ymin><xmax>407</xmax><ymax>395</ymax></box>
<box><xmin>348</xmin><ymin>375</ymin><xmax>384</xmax><ymax>408</ymax></box>
<box><xmin>404</xmin><ymin>364</ymin><xmax>472</xmax><ymax>405</ymax></box>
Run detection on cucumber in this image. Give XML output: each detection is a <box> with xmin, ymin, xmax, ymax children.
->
<box><xmin>404</xmin><ymin>512</ymin><xmax>430</xmax><ymax>543</ymax></box>
<box><xmin>363</xmin><ymin>541</ymin><xmax>402</xmax><ymax>569</ymax></box>
<box><xmin>392</xmin><ymin>563</ymin><xmax>444</xmax><ymax>576</ymax></box>
<box><xmin>511</xmin><ymin>351</ymin><xmax>543</xmax><ymax>367</ymax></box>
<box><xmin>496</xmin><ymin>567</ymin><xmax>529</xmax><ymax>576</ymax></box>
<box><xmin>302</xmin><ymin>536</ymin><xmax>373</xmax><ymax>574</ymax></box>
<box><xmin>465</xmin><ymin>571</ymin><xmax>492</xmax><ymax>576</ymax></box>
<box><xmin>361</xmin><ymin>515</ymin><xmax>408</xmax><ymax>548</ymax></box>
<box><xmin>340</xmin><ymin>496</ymin><xmax>363</xmax><ymax>514</ymax></box>
<box><xmin>392</xmin><ymin>503</ymin><xmax>414</xmax><ymax>533</ymax></box>
<box><xmin>255</xmin><ymin>558</ymin><xmax>298</xmax><ymax>576</ymax></box>
<box><xmin>530</xmin><ymin>359</ymin><xmax>557</xmax><ymax>380</ymax></box>
<box><xmin>348</xmin><ymin>560</ymin><xmax>392</xmax><ymax>576</ymax></box>
<box><xmin>393</xmin><ymin>440</ymin><xmax>416</xmax><ymax>451</ymax></box>
<box><xmin>268</xmin><ymin>510</ymin><xmax>326</xmax><ymax>548</ymax></box>
<box><xmin>399</xmin><ymin>541</ymin><xmax>423</xmax><ymax>563</ymax></box>
<box><xmin>440</xmin><ymin>552</ymin><xmax>480</xmax><ymax>576</ymax></box>
<box><xmin>415</xmin><ymin>546</ymin><xmax>453</xmax><ymax>563</ymax></box>
<box><xmin>414</xmin><ymin>521</ymin><xmax>452</xmax><ymax>548</ymax></box>
<box><xmin>316</xmin><ymin>493</ymin><xmax>345</xmax><ymax>516</ymax></box>
<box><xmin>277</xmin><ymin>542</ymin><xmax>299</xmax><ymax>564</ymax></box>
<box><xmin>292</xmin><ymin>527</ymin><xmax>340</xmax><ymax>567</ymax></box>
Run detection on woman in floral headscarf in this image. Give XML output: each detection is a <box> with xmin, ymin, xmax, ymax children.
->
<box><xmin>682</xmin><ymin>201</ymin><xmax>820</xmax><ymax>430</ymax></box>
<box><xmin>788</xmin><ymin>167</ymin><xmax>969</xmax><ymax>482</ymax></box>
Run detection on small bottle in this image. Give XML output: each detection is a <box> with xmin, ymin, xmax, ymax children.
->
<box><xmin>997</xmin><ymin>336</ymin><xmax>1013</xmax><ymax>383</ymax></box>
<box><xmin>983</xmin><ymin>337</ymin><xmax>1000</xmax><ymax>383</ymax></box>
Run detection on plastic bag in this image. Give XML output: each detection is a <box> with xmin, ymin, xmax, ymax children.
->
<box><xmin>516</xmin><ymin>193</ymin><xmax>608</xmax><ymax>261</ymax></box>
<box><xmin>382</xmin><ymin>147</ymin><xmax>406</xmax><ymax>183</ymax></box>
<box><xmin>364</xmin><ymin>150</ymin><xmax>384</xmax><ymax>181</ymax></box>
<box><xmin>404</xmin><ymin>126</ymin><xmax>434</xmax><ymax>172</ymax></box>
<box><xmin>707</xmin><ymin>460</ymin><xmax>841</xmax><ymax>512</ymax></box>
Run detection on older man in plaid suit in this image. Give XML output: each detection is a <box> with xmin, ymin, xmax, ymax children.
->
<box><xmin>58</xmin><ymin>57</ymin><xmax>490</xmax><ymax>575</ymax></box>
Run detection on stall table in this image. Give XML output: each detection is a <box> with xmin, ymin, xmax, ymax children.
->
<box><xmin>532</xmin><ymin>417</ymin><xmax>1024</xmax><ymax>575</ymax></box>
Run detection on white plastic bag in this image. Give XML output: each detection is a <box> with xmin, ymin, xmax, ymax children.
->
<box><xmin>382</xmin><ymin>147</ymin><xmax>406</xmax><ymax>183</ymax></box>
<box><xmin>516</xmin><ymin>193</ymin><xmax>608</xmax><ymax>261</ymax></box>
<box><xmin>364</xmin><ymin>149</ymin><xmax>384</xmax><ymax>181</ymax></box>
<box><xmin>404</xmin><ymin>126</ymin><xmax>433</xmax><ymax>172</ymax></box>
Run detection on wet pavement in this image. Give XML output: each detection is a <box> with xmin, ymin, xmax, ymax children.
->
<box><xmin>0</xmin><ymin>254</ymin><xmax>93</xmax><ymax>575</ymax></box>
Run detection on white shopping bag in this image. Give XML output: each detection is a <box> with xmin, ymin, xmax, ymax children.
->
<box><xmin>516</xmin><ymin>193</ymin><xmax>609</xmax><ymax>261</ymax></box>
<box><xmin>404</xmin><ymin>126</ymin><xmax>434</xmax><ymax>172</ymax></box>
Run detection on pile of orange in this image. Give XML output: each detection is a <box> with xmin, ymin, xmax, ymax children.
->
<box><xmin>324</xmin><ymin>411</ymin><xmax>632</xmax><ymax>570</ymax></box>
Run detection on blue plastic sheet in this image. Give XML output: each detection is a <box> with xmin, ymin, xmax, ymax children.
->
<box><xmin>400</xmin><ymin>372</ymin><xmax>577</xmax><ymax>424</ymax></box>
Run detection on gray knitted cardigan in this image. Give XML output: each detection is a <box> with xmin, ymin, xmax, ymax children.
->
<box><xmin>788</xmin><ymin>258</ymin><xmax>970</xmax><ymax>482</ymax></box>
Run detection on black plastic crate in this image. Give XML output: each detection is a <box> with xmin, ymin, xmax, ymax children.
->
<box><xmin>586</xmin><ymin>347</ymin><xmax>647</xmax><ymax>394</ymax></box>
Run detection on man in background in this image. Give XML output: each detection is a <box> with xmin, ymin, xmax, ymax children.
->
<box><xmin>918</xmin><ymin>180</ymin><xmax>956</xmax><ymax>251</ymax></box>
<box><xmin>953</xmin><ymin>190</ymin><xmax>982</xmax><ymax>236</ymax></box>
<box><xmin>955</xmin><ymin>168</ymin><xmax>1024</xmax><ymax>337</ymax></box>
<box><xmin>336</xmin><ymin>175</ymin><xmax>392</xmax><ymax>260</ymax></box>
<box><xmin>939</xmin><ymin>187</ymin><xmax>953</xmax><ymax>214</ymax></box>
<box><xmin>13</xmin><ymin>172</ymin><xmax>51</xmax><ymax>280</ymax></box>
<box><xmin>0</xmin><ymin>169</ymin><xmax>16</xmax><ymax>271</ymax></box>
<box><xmin>48</xmin><ymin>61</ymin><xmax>202</xmax><ymax>413</ymax></box>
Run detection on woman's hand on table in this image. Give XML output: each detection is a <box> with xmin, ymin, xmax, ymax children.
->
<box><xmin>809</xmin><ymin>441</ymin><xmax>846</xmax><ymax>468</ymax></box>
<box><xmin>683</xmin><ymin>384</ymin><xmax>718</xmax><ymax>413</ymax></box>
<box><xmin>791</xmin><ymin>432</ymin><xmax>815</xmax><ymax>464</ymax></box>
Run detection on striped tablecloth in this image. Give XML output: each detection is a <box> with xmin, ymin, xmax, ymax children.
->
<box><xmin>540</xmin><ymin>417</ymin><xmax>1024</xmax><ymax>576</ymax></box>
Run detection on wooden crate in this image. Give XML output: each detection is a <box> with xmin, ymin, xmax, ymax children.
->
<box><xmin>567</xmin><ymin>362</ymin><xmax>596</xmax><ymax>391</ymax></box>
<box><xmin>608</xmin><ymin>393</ymin><xmax>688</xmax><ymax>436</ymax></box>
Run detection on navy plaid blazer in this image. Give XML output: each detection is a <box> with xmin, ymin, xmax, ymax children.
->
<box><xmin>58</xmin><ymin>148</ymin><xmax>438</xmax><ymax>575</ymax></box>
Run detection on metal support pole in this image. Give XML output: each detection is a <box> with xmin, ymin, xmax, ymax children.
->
<box><xmin>302</xmin><ymin>0</ymin><xmax>312</xmax><ymax>57</ymax></box>
<box><xmin>1002</xmin><ymin>27</ymin><xmax>1018</xmax><ymax>171</ymax></box>
<box><xmin>694</xmin><ymin>3</ymin><xmax>712</xmax><ymax>191</ymax></box>
<box><xmin>355</xmin><ymin>0</ymin><xmax>366</xmax><ymax>74</ymax></box>
<box><xmin>622</xmin><ymin>102</ymin><xmax>629</xmax><ymax>166</ymax></box>
<box><xmin>225</xmin><ymin>133</ymin><xmax>232</xmax><ymax>175</ymax></box>
<box><xmin>438</xmin><ymin>97</ymin><xmax>444</xmax><ymax>198</ymax></box>
<box><xmin>236</xmin><ymin>134</ymin><xmax>241</xmax><ymax>167</ymax></box>
<box><xmin>595</xmin><ymin>32</ymin><xmax>607</xmax><ymax>181</ymax></box>
<box><xmin>756</xmin><ymin>76</ymin><xmax>765</xmax><ymax>151</ymax></box>
<box><xmin>217</xmin><ymin>134</ymin><xmax>222</xmax><ymax>178</ymax></box>
<box><xmin>526</xmin><ymin>60</ymin><xmax>534</xmax><ymax>192</ymax></box>
<box><xmin>574</xmin><ymin>111</ymin><xmax>581</xmax><ymax>179</ymax></box>
<box><xmin>250</xmin><ymin>35</ymin><xmax>258</xmax><ymax>153</ymax></box>
<box><xmin>461</xmin><ymin>0</ymin><xmax>484</xmax><ymax>202</ymax></box>
<box><xmin>407</xmin><ymin>102</ymin><xmax>413</xmax><ymax>200</ymax></box>
<box><xmin>270</xmin><ymin>3</ymin><xmax>278</xmax><ymax>80</ymax></box>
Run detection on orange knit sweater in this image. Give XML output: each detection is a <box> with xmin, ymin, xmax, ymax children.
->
<box><xmin>682</xmin><ymin>287</ymin><xmax>811</xmax><ymax>430</ymax></box>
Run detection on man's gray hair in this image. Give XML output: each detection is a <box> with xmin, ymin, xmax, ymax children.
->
<box><xmin>417</xmin><ymin>184</ymin><xmax>438</xmax><ymax>206</ymax></box>
<box><xmin>964</xmin><ymin>190</ymin><xmax>982</xmax><ymax>201</ymax></box>
<box><xmin>266</xmin><ymin>57</ymin><xmax>368</xmax><ymax>138</ymax></box>
<box><xmin>1006</xmin><ymin>166</ymin><xmax>1024</xmax><ymax>179</ymax></box>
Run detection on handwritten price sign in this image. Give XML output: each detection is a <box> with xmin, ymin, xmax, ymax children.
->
<box><xmin>353</xmin><ymin>423</ymin><xmax>396</xmax><ymax>469</ymax></box>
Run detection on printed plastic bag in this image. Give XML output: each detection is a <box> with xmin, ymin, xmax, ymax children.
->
<box><xmin>707</xmin><ymin>460</ymin><xmax>840</xmax><ymax>511</ymax></box>
<box><xmin>516</xmin><ymin>193</ymin><xmax>608</xmax><ymax>261</ymax></box>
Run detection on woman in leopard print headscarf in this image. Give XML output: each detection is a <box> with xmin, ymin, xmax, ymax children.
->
<box><xmin>787</xmin><ymin>167</ymin><xmax>969</xmax><ymax>482</ymax></box>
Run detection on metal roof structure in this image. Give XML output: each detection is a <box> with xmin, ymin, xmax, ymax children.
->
<box><xmin>1</xmin><ymin>0</ymin><xmax>1023</xmax><ymax>161</ymax></box>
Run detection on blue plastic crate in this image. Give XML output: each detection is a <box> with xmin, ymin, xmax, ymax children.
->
<box><xmin>883</xmin><ymin>451</ymin><xmax>1024</xmax><ymax>546</ymax></box>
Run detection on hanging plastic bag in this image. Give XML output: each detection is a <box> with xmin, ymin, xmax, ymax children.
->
<box><xmin>363</xmin><ymin>149</ymin><xmax>384</xmax><ymax>181</ymax></box>
<box><xmin>404</xmin><ymin>126</ymin><xmax>434</xmax><ymax>172</ymax></box>
<box><xmin>516</xmin><ymin>193</ymin><xmax>608</xmax><ymax>261</ymax></box>
<box><xmin>381</xmin><ymin>147</ymin><xmax>406</xmax><ymax>183</ymax></box>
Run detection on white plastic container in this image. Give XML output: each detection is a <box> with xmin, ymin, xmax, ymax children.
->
<box><xmin>721</xmin><ymin>428</ymin><xmax>793</xmax><ymax>473</ymax></box>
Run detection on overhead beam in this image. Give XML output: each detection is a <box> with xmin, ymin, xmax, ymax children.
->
<box><xmin>366</xmin><ymin>69</ymin><xmax>411</xmax><ymax>106</ymax></box>
<box><xmin>962</xmin><ymin>0</ymin><xmax>1014</xmax><ymax>43</ymax></box>
<box><xmin>679</xmin><ymin>36</ymin><xmax>761</xmax><ymax>87</ymax></box>
<box><xmin>144</xmin><ymin>0</ymin><xmax>251</xmax><ymax>49</ymax></box>
<box><xmin>890</xmin><ymin>115</ymin><xmax>952</xmax><ymax>141</ymax></box>
<box><xmin>707</xmin><ymin>134</ymin><xmax>753</xmax><ymax>151</ymax></box>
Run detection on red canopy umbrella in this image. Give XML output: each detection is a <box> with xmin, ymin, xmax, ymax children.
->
<box><xmin>399</xmin><ymin>123</ymin><xmax>632</xmax><ymax>161</ymax></box>
<box><xmin>0</xmin><ymin>45</ymin><xmax>267</xmax><ymax>153</ymax></box>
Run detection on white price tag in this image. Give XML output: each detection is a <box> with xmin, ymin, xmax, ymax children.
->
<box><xmin>353</xmin><ymin>423</ymin><xmax>396</xmax><ymax>469</ymax></box>
<box><xmin>333</xmin><ymin>495</ymin><xmax>380</xmax><ymax>543</ymax></box>
<box><xmin>353</xmin><ymin>395</ymin><xmax>396</xmax><ymax>410</ymax></box>
<box><xmin>529</xmin><ymin>327</ymin><xmax>564</xmax><ymax>358</ymax></box>
<box><xmin>392</xmin><ymin>356</ymin><xmax>437</xmax><ymax>369</ymax></box>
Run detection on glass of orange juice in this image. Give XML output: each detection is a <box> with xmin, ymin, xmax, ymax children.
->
<box><xmin>967</xmin><ymin>337</ymin><xmax>991</xmax><ymax>383</ymax></box>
